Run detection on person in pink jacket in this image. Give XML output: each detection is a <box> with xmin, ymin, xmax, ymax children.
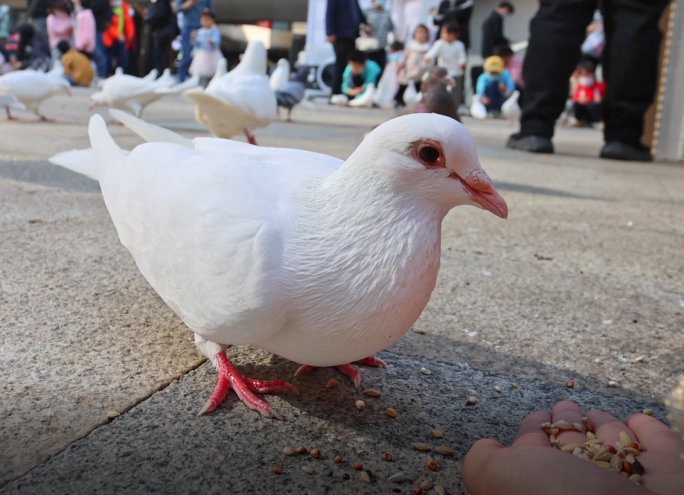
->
<box><xmin>46</xmin><ymin>1</ymin><xmax>73</xmax><ymax>62</ymax></box>
<box><xmin>74</xmin><ymin>0</ymin><xmax>96</xmax><ymax>56</ymax></box>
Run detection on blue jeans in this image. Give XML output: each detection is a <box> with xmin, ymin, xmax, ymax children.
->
<box><xmin>106</xmin><ymin>40</ymin><xmax>128</xmax><ymax>76</ymax></box>
<box><xmin>177</xmin><ymin>25</ymin><xmax>196</xmax><ymax>82</ymax></box>
<box><xmin>484</xmin><ymin>81</ymin><xmax>506</xmax><ymax>111</ymax></box>
<box><xmin>94</xmin><ymin>31</ymin><xmax>107</xmax><ymax>78</ymax></box>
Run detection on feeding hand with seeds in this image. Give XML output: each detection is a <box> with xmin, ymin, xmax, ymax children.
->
<box><xmin>462</xmin><ymin>401</ymin><xmax>684</xmax><ymax>495</ymax></box>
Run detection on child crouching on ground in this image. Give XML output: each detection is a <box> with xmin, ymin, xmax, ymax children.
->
<box><xmin>476</xmin><ymin>55</ymin><xmax>515</xmax><ymax>113</ymax></box>
<box><xmin>570</xmin><ymin>58</ymin><xmax>605</xmax><ymax>127</ymax></box>
<box><xmin>342</xmin><ymin>49</ymin><xmax>381</xmax><ymax>100</ymax></box>
<box><xmin>57</xmin><ymin>40</ymin><xmax>94</xmax><ymax>86</ymax></box>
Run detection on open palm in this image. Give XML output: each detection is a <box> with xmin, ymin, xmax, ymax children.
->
<box><xmin>463</xmin><ymin>401</ymin><xmax>684</xmax><ymax>495</ymax></box>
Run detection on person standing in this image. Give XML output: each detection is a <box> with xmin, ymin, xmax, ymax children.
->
<box><xmin>144</xmin><ymin>0</ymin><xmax>177</xmax><ymax>73</ymax></box>
<box><xmin>46</xmin><ymin>1</ymin><xmax>74</xmax><ymax>63</ymax></box>
<box><xmin>91</xmin><ymin>0</ymin><xmax>112</xmax><ymax>78</ymax></box>
<box><xmin>175</xmin><ymin>0</ymin><xmax>215</xmax><ymax>82</ymax></box>
<box><xmin>326</xmin><ymin>0</ymin><xmax>365</xmax><ymax>96</ymax></box>
<box><xmin>481</xmin><ymin>1</ymin><xmax>515</xmax><ymax>59</ymax></box>
<box><xmin>188</xmin><ymin>9</ymin><xmax>222</xmax><ymax>87</ymax></box>
<box><xmin>424</xmin><ymin>22</ymin><xmax>467</xmax><ymax>109</ymax></box>
<box><xmin>74</xmin><ymin>0</ymin><xmax>97</xmax><ymax>58</ymax></box>
<box><xmin>362</xmin><ymin>0</ymin><xmax>393</xmax><ymax>72</ymax></box>
<box><xmin>506</xmin><ymin>0</ymin><xmax>670</xmax><ymax>162</ymax></box>
<box><xmin>27</xmin><ymin>0</ymin><xmax>50</xmax><ymax>39</ymax></box>
<box><xmin>432</xmin><ymin>0</ymin><xmax>473</xmax><ymax>51</ymax></box>
<box><xmin>102</xmin><ymin>0</ymin><xmax>135</xmax><ymax>75</ymax></box>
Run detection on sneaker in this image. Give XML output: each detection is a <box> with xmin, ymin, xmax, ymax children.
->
<box><xmin>600</xmin><ymin>141</ymin><xmax>653</xmax><ymax>162</ymax></box>
<box><xmin>506</xmin><ymin>133</ymin><xmax>554</xmax><ymax>154</ymax></box>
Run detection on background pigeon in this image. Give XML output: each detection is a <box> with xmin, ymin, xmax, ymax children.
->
<box><xmin>184</xmin><ymin>41</ymin><xmax>276</xmax><ymax>144</ymax></box>
<box><xmin>0</xmin><ymin>70</ymin><xmax>70</xmax><ymax>120</ymax></box>
<box><xmin>416</xmin><ymin>68</ymin><xmax>460</xmax><ymax>122</ymax></box>
<box><xmin>269</xmin><ymin>58</ymin><xmax>290</xmax><ymax>91</ymax></box>
<box><xmin>50</xmin><ymin>111</ymin><xmax>507</xmax><ymax>419</ymax></box>
<box><xmin>89</xmin><ymin>70</ymin><xmax>174</xmax><ymax>117</ymax></box>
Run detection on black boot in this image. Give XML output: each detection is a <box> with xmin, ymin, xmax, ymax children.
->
<box><xmin>506</xmin><ymin>133</ymin><xmax>554</xmax><ymax>154</ymax></box>
<box><xmin>600</xmin><ymin>141</ymin><xmax>653</xmax><ymax>162</ymax></box>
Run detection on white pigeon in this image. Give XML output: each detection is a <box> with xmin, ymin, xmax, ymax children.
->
<box><xmin>0</xmin><ymin>91</ymin><xmax>27</xmax><ymax>117</ymax></box>
<box><xmin>50</xmin><ymin>110</ymin><xmax>508</xmax><ymax>419</ymax></box>
<box><xmin>142</xmin><ymin>68</ymin><xmax>158</xmax><ymax>81</ymax></box>
<box><xmin>0</xmin><ymin>70</ymin><xmax>70</xmax><ymax>120</ymax></box>
<box><xmin>46</xmin><ymin>61</ymin><xmax>64</xmax><ymax>79</ymax></box>
<box><xmin>97</xmin><ymin>66</ymin><xmax>124</xmax><ymax>88</ymax></box>
<box><xmin>470</xmin><ymin>94</ymin><xmax>488</xmax><ymax>120</ymax></box>
<box><xmin>155</xmin><ymin>59</ymin><xmax>227</xmax><ymax>96</ymax></box>
<box><xmin>89</xmin><ymin>69</ymin><xmax>174</xmax><ymax>117</ymax></box>
<box><xmin>502</xmin><ymin>90</ymin><xmax>521</xmax><ymax>122</ymax></box>
<box><xmin>348</xmin><ymin>83</ymin><xmax>376</xmax><ymax>107</ymax></box>
<box><xmin>183</xmin><ymin>41</ymin><xmax>277</xmax><ymax>145</ymax></box>
<box><xmin>372</xmin><ymin>66</ymin><xmax>398</xmax><ymax>109</ymax></box>
<box><xmin>403</xmin><ymin>81</ymin><xmax>420</xmax><ymax>106</ymax></box>
<box><xmin>269</xmin><ymin>58</ymin><xmax>290</xmax><ymax>91</ymax></box>
<box><xmin>330</xmin><ymin>94</ymin><xmax>349</xmax><ymax>106</ymax></box>
<box><xmin>155</xmin><ymin>68</ymin><xmax>175</xmax><ymax>86</ymax></box>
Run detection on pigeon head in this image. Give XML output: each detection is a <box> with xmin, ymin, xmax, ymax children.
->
<box><xmin>235</xmin><ymin>40</ymin><xmax>267</xmax><ymax>75</ymax></box>
<box><xmin>89</xmin><ymin>91</ymin><xmax>106</xmax><ymax>111</ymax></box>
<box><xmin>356</xmin><ymin>113</ymin><xmax>508</xmax><ymax>218</ymax></box>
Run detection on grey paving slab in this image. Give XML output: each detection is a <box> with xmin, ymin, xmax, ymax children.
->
<box><xmin>0</xmin><ymin>90</ymin><xmax>683</xmax><ymax>492</ymax></box>
<box><xmin>0</xmin><ymin>350</ymin><xmax>667</xmax><ymax>495</ymax></box>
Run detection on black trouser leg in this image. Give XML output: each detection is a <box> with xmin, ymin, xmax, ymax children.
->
<box><xmin>601</xmin><ymin>0</ymin><xmax>669</xmax><ymax>146</ymax></box>
<box><xmin>332</xmin><ymin>38</ymin><xmax>356</xmax><ymax>95</ymax></box>
<box><xmin>154</xmin><ymin>35</ymin><xmax>172</xmax><ymax>73</ymax></box>
<box><xmin>395</xmin><ymin>84</ymin><xmax>407</xmax><ymax>105</ymax></box>
<box><xmin>519</xmin><ymin>0</ymin><xmax>597</xmax><ymax>137</ymax></box>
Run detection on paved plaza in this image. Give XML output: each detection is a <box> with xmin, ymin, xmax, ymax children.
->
<box><xmin>1</xmin><ymin>89</ymin><xmax>683</xmax><ymax>494</ymax></box>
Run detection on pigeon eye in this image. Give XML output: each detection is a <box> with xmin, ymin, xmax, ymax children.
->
<box><xmin>419</xmin><ymin>146</ymin><xmax>440</xmax><ymax>164</ymax></box>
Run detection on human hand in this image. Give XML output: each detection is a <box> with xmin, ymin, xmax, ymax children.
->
<box><xmin>118</xmin><ymin>34</ymin><xmax>126</xmax><ymax>42</ymax></box>
<box><xmin>463</xmin><ymin>401</ymin><xmax>684</xmax><ymax>495</ymax></box>
<box><xmin>190</xmin><ymin>30</ymin><xmax>197</xmax><ymax>41</ymax></box>
<box><xmin>594</xmin><ymin>93</ymin><xmax>602</xmax><ymax>103</ymax></box>
<box><xmin>481</xmin><ymin>97</ymin><xmax>490</xmax><ymax>105</ymax></box>
<box><xmin>499</xmin><ymin>81</ymin><xmax>507</xmax><ymax>93</ymax></box>
<box><xmin>326</xmin><ymin>34</ymin><xmax>337</xmax><ymax>44</ymax></box>
<box><xmin>578</xmin><ymin>94</ymin><xmax>589</xmax><ymax>105</ymax></box>
<box><xmin>347</xmin><ymin>87</ymin><xmax>363</xmax><ymax>96</ymax></box>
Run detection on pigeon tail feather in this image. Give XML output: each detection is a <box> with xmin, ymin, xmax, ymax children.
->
<box><xmin>109</xmin><ymin>109</ymin><xmax>194</xmax><ymax>148</ymax></box>
<box><xmin>49</xmin><ymin>115</ymin><xmax>124</xmax><ymax>181</ymax></box>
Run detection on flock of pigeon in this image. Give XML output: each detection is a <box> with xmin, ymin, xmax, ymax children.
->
<box><xmin>0</xmin><ymin>40</ymin><xmax>304</xmax><ymax>142</ymax></box>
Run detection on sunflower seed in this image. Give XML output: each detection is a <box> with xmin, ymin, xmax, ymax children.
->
<box><xmin>610</xmin><ymin>454</ymin><xmax>621</xmax><ymax>470</ymax></box>
<box><xmin>466</xmin><ymin>396</ymin><xmax>478</xmax><ymax>405</ymax></box>
<box><xmin>573</xmin><ymin>447</ymin><xmax>584</xmax><ymax>456</ymax></box>
<box><xmin>619</xmin><ymin>432</ymin><xmax>633</xmax><ymax>446</ymax></box>
<box><xmin>420</xmin><ymin>479</ymin><xmax>433</xmax><ymax>490</ymax></box>
<box><xmin>435</xmin><ymin>446</ymin><xmax>455</xmax><ymax>456</ymax></box>
<box><xmin>283</xmin><ymin>446</ymin><xmax>295</xmax><ymax>456</ymax></box>
<box><xmin>625</xmin><ymin>454</ymin><xmax>635</xmax><ymax>464</ymax></box>
<box><xmin>388</xmin><ymin>472</ymin><xmax>407</xmax><ymax>483</ymax></box>
<box><xmin>573</xmin><ymin>423</ymin><xmax>583</xmax><ymax>432</ymax></box>
<box><xmin>642</xmin><ymin>408</ymin><xmax>654</xmax><ymax>416</ymax></box>
<box><xmin>411</xmin><ymin>443</ymin><xmax>432</xmax><ymax>452</ymax></box>
<box><xmin>302</xmin><ymin>466</ymin><xmax>314</xmax><ymax>474</ymax></box>
<box><xmin>594</xmin><ymin>461</ymin><xmax>612</xmax><ymax>469</ymax></box>
<box><xmin>432</xmin><ymin>429</ymin><xmax>443</xmax><ymax>438</ymax></box>
<box><xmin>363</xmin><ymin>389</ymin><xmax>382</xmax><ymax>397</ymax></box>
<box><xmin>434</xmin><ymin>486</ymin><xmax>446</xmax><ymax>495</ymax></box>
<box><xmin>414</xmin><ymin>328</ymin><xmax>427</xmax><ymax>334</ymax></box>
<box><xmin>494</xmin><ymin>385</ymin><xmax>502</xmax><ymax>393</ymax></box>
<box><xmin>355</xmin><ymin>400</ymin><xmax>365</xmax><ymax>410</ymax></box>
<box><xmin>629</xmin><ymin>474</ymin><xmax>642</xmax><ymax>483</ymax></box>
<box><xmin>106</xmin><ymin>411</ymin><xmax>119</xmax><ymax>419</ymax></box>
<box><xmin>635</xmin><ymin>356</ymin><xmax>644</xmax><ymax>363</ymax></box>
<box><xmin>553</xmin><ymin>420</ymin><xmax>573</xmax><ymax>431</ymax></box>
<box><xmin>561</xmin><ymin>444</ymin><xmax>585</xmax><ymax>453</ymax></box>
<box><xmin>386</xmin><ymin>407</ymin><xmax>398</xmax><ymax>418</ymax></box>
<box><xmin>360</xmin><ymin>471</ymin><xmax>370</xmax><ymax>483</ymax></box>
<box><xmin>420</xmin><ymin>368</ymin><xmax>432</xmax><ymax>375</ymax></box>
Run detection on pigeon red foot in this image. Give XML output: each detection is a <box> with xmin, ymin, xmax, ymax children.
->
<box><xmin>294</xmin><ymin>356</ymin><xmax>388</xmax><ymax>390</ymax></box>
<box><xmin>6</xmin><ymin>109</ymin><xmax>18</xmax><ymax>120</ymax></box>
<box><xmin>243</xmin><ymin>129</ymin><xmax>258</xmax><ymax>145</ymax></box>
<box><xmin>199</xmin><ymin>351</ymin><xmax>299</xmax><ymax>419</ymax></box>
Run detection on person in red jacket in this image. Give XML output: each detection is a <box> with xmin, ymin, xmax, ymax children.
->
<box><xmin>102</xmin><ymin>0</ymin><xmax>135</xmax><ymax>75</ymax></box>
<box><xmin>570</xmin><ymin>58</ymin><xmax>605</xmax><ymax>127</ymax></box>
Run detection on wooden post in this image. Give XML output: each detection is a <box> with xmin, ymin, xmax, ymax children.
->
<box><xmin>642</xmin><ymin>1</ymin><xmax>674</xmax><ymax>149</ymax></box>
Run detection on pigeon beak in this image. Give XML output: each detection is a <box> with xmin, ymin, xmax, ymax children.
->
<box><xmin>455</xmin><ymin>171</ymin><xmax>508</xmax><ymax>219</ymax></box>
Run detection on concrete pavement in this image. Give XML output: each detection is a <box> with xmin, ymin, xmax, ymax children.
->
<box><xmin>0</xmin><ymin>89</ymin><xmax>682</xmax><ymax>494</ymax></box>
